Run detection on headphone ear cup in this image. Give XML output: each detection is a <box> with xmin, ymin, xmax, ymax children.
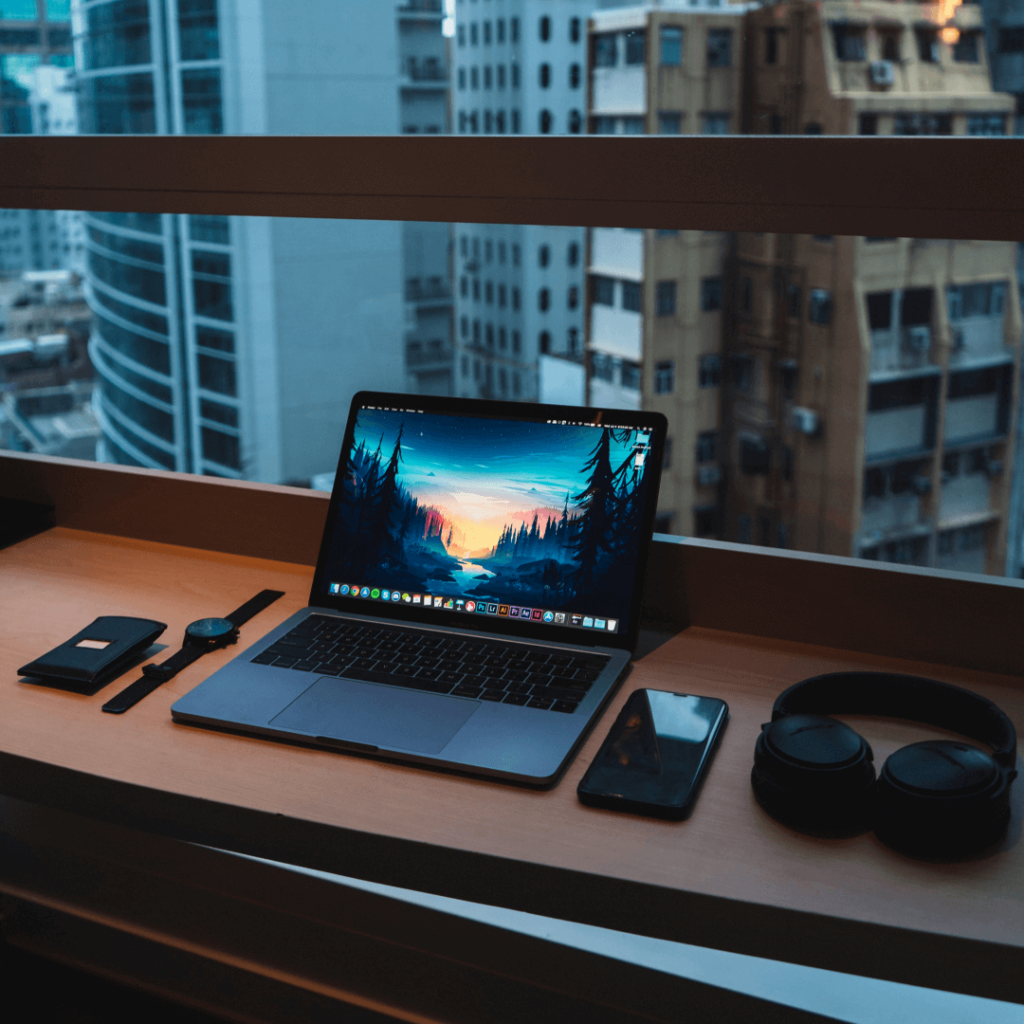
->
<box><xmin>875</xmin><ymin>740</ymin><xmax>1013</xmax><ymax>856</ymax></box>
<box><xmin>751</xmin><ymin>714</ymin><xmax>876</xmax><ymax>836</ymax></box>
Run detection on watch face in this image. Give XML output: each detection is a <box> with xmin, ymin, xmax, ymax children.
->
<box><xmin>186</xmin><ymin>617</ymin><xmax>235</xmax><ymax>641</ymax></box>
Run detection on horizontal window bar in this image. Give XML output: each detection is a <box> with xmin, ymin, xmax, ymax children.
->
<box><xmin>0</xmin><ymin>137</ymin><xmax>1021</xmax><ymax>240</ymax></box>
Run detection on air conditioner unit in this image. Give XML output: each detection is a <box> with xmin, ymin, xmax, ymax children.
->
<box><xmin>869</xmin><ymin>60</ymin><xmax>895</xmax><ymax>87</ymax></box>
<box><xmin>904</xmin><ymin>325</ymin><xmax>931</xmax><ymax>352</ymax></box>
<box><xmin>697</xmin><ymin>465</ymin><xmax>721</xmax><ymax>487</ymax></box>
<box><xmin>791</xmin><ymin>406</ymin><xmax>820</xmax><ymax>436</ymax></box>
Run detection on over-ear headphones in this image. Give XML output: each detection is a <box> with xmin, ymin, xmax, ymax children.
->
<box><xmin>751</xmin><ymin>672</ymin><xmax>1018</xmax><ymax>856</ymax></box>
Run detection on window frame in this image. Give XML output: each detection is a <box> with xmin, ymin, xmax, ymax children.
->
<box><xmin>0</xmin><ymin>133</ymin><xmax>1021</xmax><ymax>601</ymax></box>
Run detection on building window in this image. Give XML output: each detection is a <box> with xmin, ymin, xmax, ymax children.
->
<box><xmin>471</xmin><ymin>67</ymin><xmax>479</xmax><ymax>90</ymax></box>
<box><xmin>706</xmin><ymin>29</ymin><xmax>732</xmax><ymax>68</ymax></box>
<box><xmin>858</xmin><ymin>113</ymin><xmax>877</xmax><ymax>136</ymax></box>
<box><xmin>512</xmin><ymin>330</ymin><xmax>521</xmax><ymax>353</ymax></box>
<box><xmin>460</xmin><ymin>316</ymin><xmax>468</xmax><ymax>338</ymax></box>
<box><xmin>593</xmin><ymin>33</ymin><xmax>617</xmax><ymax>68</ymax></box>
<box><xmin>495</xmin><ymin>110</ymin><xmax>506</xmax><ymax>133</ymax></box>
<box><xmin>621</xmin><ymin>361</ymin><xmax>641</xmax><ymax>389</ymax></box>
<box><xmin>967</xmin><ymin>113</ymin><xmax>1006</xmax><ymax>136</ymax></box>
<box><xmin>569</xmin><ymin>63</ymin><xmax>581</xmax><ymax>88</ymax></box>
<box><xmin>472</xmin><ymin>278</ymin><xmax>480</xmax><ymax>301</ymax></box>
<box><xmin>539</xmin><ymin>15</ymin><xmax>550</xmax><ymax>42</ymax></box>
<box><xmin>458</xmin><ymin>68</ymin><xmax>466</xmax><ymax>91</ymax></box>
<box><xmin>654</xmin><ymin>359</ymin><xmax>675</xmax><ymax>394</ymax></box>
<box><xmin>998</xmin><ymin>27</ymin><xmax>1024</xmax><ymax>53</ymax></box>
<box><xmin>539</xmin><ymin>330</ymin><xmax>551</xmax><ymax>354</ymax></box>
<box><xmin>915</xmin><ymin>28</ymin><xmax>939</xmax><ymax>63</ymax></box>
<box><xmin>485</xmin><ymin>280</ymin><xmax>493</xmax><ymax>304</ymax></box>
<box><xmin>470</xmin><ymin>23</ymin><xmax>478</xmax><ymax>47</ymax></box>
<box><xmin>460</xmin><ymin>275</ymin><xmax>468</xmax><ymax>297</ymax></box>
<box><xmin>486</xmin><ymin>323</ymin><xmax>494</xmax><ymax>348</ymax></box>
<box><xmin>570</xmin><ymin>17</ymin><xmax>581</xmax><ymax>44</ymax></box>
<box><xmin>538</xmin><ymin>287</ymin><xmax>550</xmax><ymax>312</ymax></box>
<box><xmin>590</xmin><ymin>275</ymin><xmax>614</xmax><ymax>306</ymax></box>
<box><xmin>699</xmin><ymin>354</ymin><xmax>721</xmax><ymax>388</ymax></box>
<box><xmin>953</xmin><ymin>32</ymin><xmax>980</xmax><ymax>63</ymax></box>
<box><xmin>484</xmin><ymin>66</ymin><xmax>492</xmax><ymax>90</ymax></box>
<box><xmin>765</xmin><ymin>27</ymin><xmax>779</xmax><ymax>65</ymax></box>
<box><xmin>567</xmin><ymin>242</ymin><xmax>579</xmax><ymax>267</ymax></box>
<box><xmin>658</xmin><ymin>112</ymin><xmax>682</xmax><ymax>134</ymax></box>
<box><xmin>511</xmin><ymin>110</ymin><xmax>520</xmax><ymax>133</ymax></box>
<box><xmin>893</xmin><ymin>112</ymin><xmax>952</xmax><ymax>135</ymax></box>
<box><xmin>539</xmin><ymin>63</ymin><xmax>550</xmax><ymax>88</ymax></box>
<box><xmin>625</xmin><ymin>30</ymin><xmax>645</xmax><ymax>65</ymax></box>
<box><xmin>511</xmin><ymin>17</ymin><xmax>519</xmax><ymax>43</ymax></box>
<box><xmin>512</xmin><ymin>244</ymin><xmax>521</xmax><ymax>266</ymax></box>
<box><xmin>497</xmin><ymin>65</ymin><xmax>506</xmax><ymax>89</ymax></box>
<box><xmin>831</xmin><ymin>23</ymin><xmax>866</xmax><ymax>61</ymax></box>
<box><xmin>730</xmin><ymin>354</ymin><xmax>754</xmax><ymax>392</ymax></box>
<box><xmin>483</xmin><ymin>20</ymin><xmax>491</xmax><ymax>46</ymax></box>
<box><xmin>740</xmin><ymin>434</ymin><xmax>771</xmax><ymax>475</ymax></box>
<box><xmin>880</xmin><ymin>29</ymin><xmax>901</xmax><ymax>61</ymax></box>
<box><xmin>568</xmin><ymin>285</ymin><xmax>579</xmax><ymax>310</ymax></box>
<box><xmin>512</xmin><ymin>287</ymin><xmax>521</xmax><ymax>310</ymax></box>
<box><xmin>656</xmin><ymin>280</ymin><xmax>676</xmax><ymax>316</ymax></box>
<box><xmin>539</xmin><ymin>109</ymin><xmax>552</xmax><ymax>133</ymax></box>
<box><xmin>660</xmin><ymin>26</ymin><xmax>683</xmax><ymax>66</ymax></box>
<box><xmin>498</xmin><ymin>326</ymin><xmax>507</xmax><ymax>350</ymax></box>
<box><xmin>497</xmin><ymin>19</ymin><xmax>505</xmax><ymax>44</ymax></box>
<box><xmin>694</xmin><ymin>506</ymin><xmax>719</xmax><ymax>538</ymax></box>
<box><xmin>498</xmin><ymin>283</ymin><xmax>507</xmax><ymax>307</ymax></box>
<box><xmin>568</xmin><ymin>109</ymin><xmax>582</xmax><ymax>134</ymax></box>
<box><xmin>458</xmin><ymin>24</ymin><xmax>465</xmax><ymax>47</ymax></box>
<box><xmin>701</xmin><ymin>276</ymin><xmax>722</xmax><ymax>311</ymax></box>
<box><xmin>568</xmin><ymin>327</ymin><xmax>579</xmax><ymax>354</ymax></box>
<box><xmin>511</xmin><ymin>64</ymin><xmax>520</xmax><ymax>89</ymax></box>
<box><xmin>538</xmin><ymin>244</ymin><xmax>550</xmax><ymax>267</ymax></box>
<box><xmin>696</xmin><ymin>430</ymin><xmax>717</xmax><ymax>463</ymax></box>
<box><xmin>701</xmin><ymin>113</ymin><xmax>730</xmax><ymax>134</ymax></box>
<box><xmin>484</xmin><ymin>110</ymin><xmax>493</xmax><ymax>133</ymax></box>
<box><xmin>498</xmin><ymin>241</ymin><xmax>507</xmax><ymax>263</ymax></box>
<box><xmin>808</xmin><ymin>288</ymin><xmax>832</xmax><ymax>324</ymax></box>
<box><xmin>621</xmin><ymin>280</ymin><xmax>641</xmax><ymax>312</ymax></box>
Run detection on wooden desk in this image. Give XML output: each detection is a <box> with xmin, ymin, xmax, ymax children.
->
<box><xmin>1</xmin><ymin>454</ymin><xmax>1022</xmax><ymax>1013</ymax></box>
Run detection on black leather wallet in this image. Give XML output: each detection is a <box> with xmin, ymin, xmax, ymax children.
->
<box><xmin>18</xmin><ymin>617</ymin><xmax>167</xmax><ymax>694</ymax></box>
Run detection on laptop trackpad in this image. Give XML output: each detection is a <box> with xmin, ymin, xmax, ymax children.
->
<box><xmin>269</xmin><ymin>677</ymin><xmax>478</xmax><ymax>754</ymax></box>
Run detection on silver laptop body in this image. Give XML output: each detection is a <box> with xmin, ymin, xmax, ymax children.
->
<box><xmin>172</xmin><ymin>393</ymin><xmax>667</xmax><ymax>786</ymax></box>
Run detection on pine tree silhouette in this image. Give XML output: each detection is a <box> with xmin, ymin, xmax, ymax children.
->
<box><xmin>569</xmin><ymin>430</ymin><xmax>616</xmax><ymax>596</ymax></box>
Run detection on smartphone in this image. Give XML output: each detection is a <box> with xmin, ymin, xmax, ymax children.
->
<box><xmin>577</xmin><ymin>689</ymin><xmax>728</xmax><ymax>820</ymax></box>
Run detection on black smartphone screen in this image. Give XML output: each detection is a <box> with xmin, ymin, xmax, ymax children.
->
<box><xmin>577</xmin><ymin>689</ymin><xmax>728</xmax><ymax>820</ymax></box>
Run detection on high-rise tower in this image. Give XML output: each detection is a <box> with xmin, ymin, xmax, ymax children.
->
<box><xmin>77</xmin><ymin>1</ymin><xmax>436</xmax><ymax>483</ymax></box>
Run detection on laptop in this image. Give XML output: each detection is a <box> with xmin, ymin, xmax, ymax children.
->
<box><xmin>171</xmin><ymin>392</ymin><xmax>667</xmax><ymax>785</ymax></box>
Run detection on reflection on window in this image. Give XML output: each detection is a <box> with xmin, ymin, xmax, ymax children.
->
<box><xmin>660</xmin><ymin>26</ymin><xmax>683</xmax><ymax>66</ymax></box>
<box><xmin>178</xmin><ymin>0</ymin><xmax>220</xmax><ymax>61</ymax></box>
<box><xmin>706</xmin><ymin>29</ymin><xmax>732</xmax><ymax>68</ymax></box>
<box><xmin>83</xmin><ymin>0</ymin><xmax>151</xmax><ymax>71</ymax></box>
<box><xmin>182</xmin><ymin>68</ymin><xmax>222</xmax><ymax>134</ymax></box>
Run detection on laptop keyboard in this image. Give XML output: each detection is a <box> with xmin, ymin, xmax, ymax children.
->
<box><xmin>249</xmin><ymin>615</ymin><xmax>610</xmax><ymax>714</ymax></box>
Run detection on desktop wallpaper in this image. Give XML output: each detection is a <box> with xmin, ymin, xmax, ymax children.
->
<box><xmin>321</xmin><ymin>407</ymin><xmax>656</xmax><ymax>626</ymax></box>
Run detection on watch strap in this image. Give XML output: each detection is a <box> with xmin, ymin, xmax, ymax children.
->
<box><xmin>101</xmin><ymin>589</ymin><xmax>285</xmax><ymax>715</ymax></box>
<box><xmin>226</xmin><ymin>589</ymin><xmax>285</xmax><ymax>628</ymax></box>
<box><xmin>102</xmin><ymin>645</ymin><xmax>206</xmax><ymax>714</ymax></box>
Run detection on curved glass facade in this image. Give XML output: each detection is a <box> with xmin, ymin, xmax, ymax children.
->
<box><xmin>79</xmin><ymin>0</ymin><xmax>239</xmax><ymax>475</ymax></box>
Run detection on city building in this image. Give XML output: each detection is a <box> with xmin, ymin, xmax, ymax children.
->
<box><xmin>75</xmin><ymin>0</ymin><xmax>421</xmax><ymax>483</ymax></box>
<box><xmin>586</xmin><ymin>2</ymin><xmax>747</xmax><ymax>534</ymax></box>
<box><xmin>980</xmin><ymin>0</ymin><xmax>1024</xmax><ymax>576</ymax></box>
<box><xmin>0</xmin><ymin>0</ymin><xmax>74</xmax><ymax>274</ymax></box>
<box><xmin>399</xmin><ymin>0</ymin><xmax>455</xmax><ymax>397</ymax></box>
<box><xmin>585</xmin><ymin>0</ymin><xmax>1022</xmax><ymax>575</ymax></box>
<box><xmin>452</xmin><ymin>0</ymin><xmax>611</xmax><ymax>403</ymax></box>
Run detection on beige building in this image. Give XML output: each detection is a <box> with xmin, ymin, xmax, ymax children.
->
<box><xmin>586</xmin><ymin>2</ymin><xmax>747</xmax><ymax>534</ymax></box>
<box><xmin>586</xmin><ymin>1</ymin><xmax>1022</xmax><ymax>573</ymax></box>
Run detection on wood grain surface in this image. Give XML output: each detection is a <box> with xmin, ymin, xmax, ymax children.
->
<box><xmin>2</xmin><ymin>528</ymin><xmax>1022</xmax><ymax>1002</ymax></box>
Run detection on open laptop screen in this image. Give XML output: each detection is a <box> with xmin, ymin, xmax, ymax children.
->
<box><xmin>311</xmin><ymin>394</ymin><xmax>666</xmax><ymax>651</ymax></box>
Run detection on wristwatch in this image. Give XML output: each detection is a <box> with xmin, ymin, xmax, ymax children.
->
<box><xmin>101</xmin><ymin>589</ymin><xmax>285</xmax><ymax>714</ymax></box>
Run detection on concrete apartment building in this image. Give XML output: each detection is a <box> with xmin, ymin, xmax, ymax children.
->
<box><xmin>73</xmin><ymin>0</ymin><xmax>432</xmax><ymax>484</ymax></box>
<box><xmin>452</xmin><ymin>0</ymin><xmax>604</xmax><ymax>404</ymax></box>
<box><xmin>0</xmin><ymin>1</ymin><xmax>74</xmax><ymax>274</ymax></box>
<box><xmin>585</xmin><ymin>0</ymin><xmax>1022</xmax><ymax>575</ymax></box>
<box><xmin>586</xmin><ymin>1</ymin><xmax>747</xmax><ymax>535</ymax></box>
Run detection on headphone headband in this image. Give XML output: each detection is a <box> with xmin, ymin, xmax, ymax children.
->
<box><xmin>773</xmin><ymin>672</ymin><xmax>1017</xmax><ymax>767</ymax></box>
